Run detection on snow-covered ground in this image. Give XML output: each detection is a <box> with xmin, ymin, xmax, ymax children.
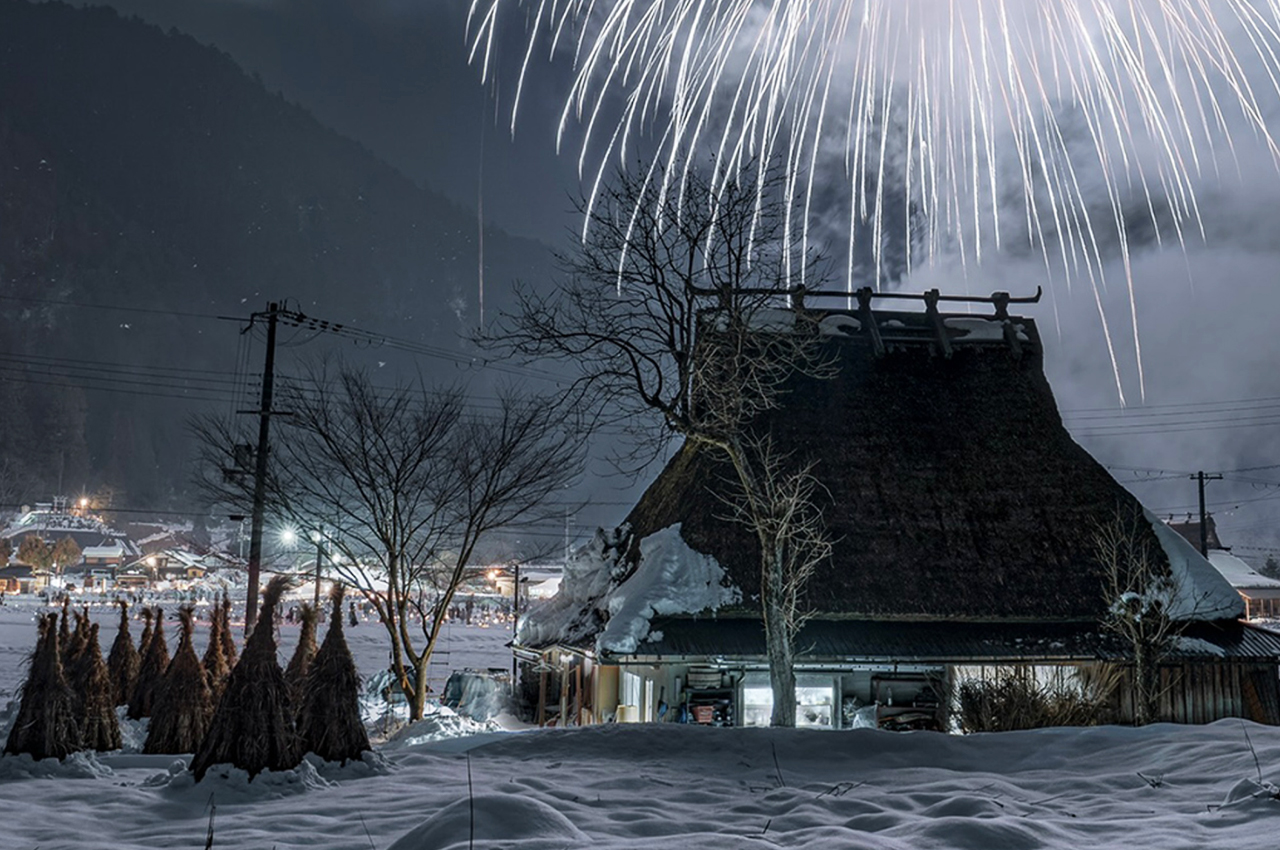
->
<box><xmin>1</xmin><ymin>597</ymin><xmax>1279</xmax><ymax>848</ymax></box>
<box><xmin>0</xmin><ymin>717</ymin><xmax>1277</xmax><ymax>848</ymax></box>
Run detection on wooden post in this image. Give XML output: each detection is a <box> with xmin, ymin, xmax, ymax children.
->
<box><xmin>559</xmin><ymin>656</ymin><xmax>571</xmax><ymax>725</ymax></box>
<box><xmin>536</xmin><ymin>657</ymin><xmax>548</xmax><ymax>727</ymax></box>
<box><xmin>924</xmin><ymin>289</ymin><xmax>953</xmax><ymax>358</ymax></box>
<box><xmin>575</xmin><ymin>664</ymin><xmax>584</xmax><ymax>726</ymax></box>
<box><xmin>856</xmin><ymin>288</ymin><xmax>885</xmax><ymax>357</ymax></box>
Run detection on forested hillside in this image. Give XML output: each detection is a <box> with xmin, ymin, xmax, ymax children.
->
<box><xmin>0</xmin><ymin>0</ymin><xmax>550</xmax><ymax>508</ymax></box>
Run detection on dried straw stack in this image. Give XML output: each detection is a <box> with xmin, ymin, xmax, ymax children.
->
<box><xmin>202</xmin><ymin>604</ymin><xmax>231</xmax><ymax>703</ymax></box>
<box><xmin>297</xmin><ymin>586</ymin><xmax>370</xmax><ymax>763</ymax></box>
<box><xmin>284</xmin><ymin>603</ymin><xmax>318</xmax><ymax>706</ymax></box>
<box><xmin>107</xmin><ymin>600</ymin><xmax>140</xmax><ymax>706</ymax></box>
<box><xmin>71</xmin><ymin>623</ymin><xmax>122</xmax><ymax>752</ymax></box>
<box><xmin>144</xmin><ymin>607</ymin><xmax>213</xmax><ymax>754</ymax></box>
<box><xmin>191</xmin><ymin>577</ymin><xmax>302</xmax><ymax>781</ymax></box>
<box><xmin>65</xmin><ymin>607</ymin><xmax>90</xmax><ymax>667</ymax></box>
<box><xmin>137</xmin><ymin>607</ymin><xmax>154</xmax><ymax>659</ymax></box>
<box><xmin>128</xmin><ymin>607</ymin><xmax>169</xmax><ymax>720</ymax></box>
<box><xmin>57</xmin><ymin>600</ymin><xmax>72</xmax><ymax>663</ymax></box>
<box><xmin>4</xmin><ymin>614</ymin><xmax>81</xmax><ymax>760</ymax></box>
<box><xmin>219</xmin><ymin>594</ymin><xmax>238</xmax><ymax>669</ymax></box>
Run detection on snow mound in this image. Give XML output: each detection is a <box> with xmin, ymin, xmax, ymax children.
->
<box><xmin>386</xmin><ymin>793</ymin><xmax>588</xmax><ymax>850</ymax></box>
<box><xmin>150</xmin><ymin>757</ymin><xmax>334</xmax><ymax>798</ymax></box>
<box><xmin>380</xmin><ymin>703</ymin><xmax>500</xmax><ymax>750</ymax></box>
<box><xmin>304</xmin><ymin>749</ymin><xmax>394</xmax><ymax>779</ymax></box>
<box><xmin>519</xmin><ymin>524</ymin><xmax>739</xmax><ymax>654</ymax></box>
<box><xmin>0</xmin><ymin>750</ymin><xmax>114</xmax><ymax>780</ymax></box>
<box><xmin>1220</xmin><ymin>777</ymin><xmax>1280</xmax><ymax>808</ymax></box>
<box><xmin>117</xmin><ymin>707</ymin><xmax>148</xmax><ymax>753</ymax></box>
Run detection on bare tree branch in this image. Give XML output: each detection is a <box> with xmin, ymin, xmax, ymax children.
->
<box><xmin>191</xmin><ymin>361</ymin><xmax>584</xmax><ymax>720</ymax></box>
<box><xmin>485</xmin><ymin>160</ymin><xmax>835</xmax><ymax>726</ymax></box>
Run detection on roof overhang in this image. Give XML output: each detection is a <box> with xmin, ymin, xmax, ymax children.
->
<box><xmin>577</xmin><ymin>617</ymin><xmax>1280</xmax><ymax>665</ymax></box>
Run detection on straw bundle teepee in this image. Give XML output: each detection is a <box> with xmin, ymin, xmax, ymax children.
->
<box><xmin>137</xmin><ymin>607</ymin><xmax>154</xmax><ymax>659</ymax></box>
<box><xmin>4</xmin><ymin>614</ymin><xmax>81</xmax><ymax>760</ymax></box>
<box><xmin>297</xmin><ymin>586</ymin><xmax>370</xmax><ymax>764</ymax></box>
<box><xmin>284</xmin><ymin>603</ymin><xmax>318</xmax><ymax>706</ymax></box>
<box><xmin>128</xmin><ymin>607</ymin><xmax>169</xmax><ymax>720</ymax></box>
<box><xmin>57</xmin><ymin>599</ymin><xmax>72</xmax><ymax>663</ymax></box>
<box><xmin>219</xmin><ymin>594</ymin><xmax>238</xmax><ymax>669</ymax></box>
<box><xmin>107</xmin><ymin>600</ymin><xmax>140</xmax><ymax>706</ymax></box>
<box><xmin>144</xmin><ymin>607</ymin><xmax>213</xmax><ymax>754</ymax></box>
<box><xmin>64</xmin><ymin>607</ymin><xmax>90</xmax><ymax>668</ymax></box>
<box><xmin>71</xmin><ymin>623</ymin><xmax>122</xmax><ymax>752</ymax></box>
<box><xmin>191</xmin><ymin>577</ymin><xmax>302</xmax><ymax>780</ymax></box>
<box><xmin>202</xmin><ymin>604</ymin><xmax>231</xmax><ymax>703</ymax></box>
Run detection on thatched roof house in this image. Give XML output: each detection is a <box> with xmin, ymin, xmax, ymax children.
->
<box><xmin>518</xmin><ymin>291</ymin><xmax>1279</xmax><ymax>730</ymax></box>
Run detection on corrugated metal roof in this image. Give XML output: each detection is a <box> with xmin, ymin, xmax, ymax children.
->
<box><xmin>618</xmin><ymin>617</ymin><xmax>1280</xmax><ymax>663</ymax></box>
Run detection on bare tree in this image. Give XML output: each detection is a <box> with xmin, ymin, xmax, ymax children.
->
<box><xmin>193</xmin><ymin>363</ymin><xmax>584</xmax><ymax>720</ymax></box>
<box><xmin>491</xmin><ymin>163</ymin><xmax>834</xmax><ymax>726</ymax></box>
<box><xmin>717</xmin><ymin>434</ymin><xmax>833</xmax><ymax>725</ymax></box>
<box><xmin>1095</xmin><ymin>510</ymin><xmax>1182</xmax><ymax>726</ymax></box>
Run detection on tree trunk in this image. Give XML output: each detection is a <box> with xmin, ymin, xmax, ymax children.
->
<box><xmin>1133</xmin><ymin>643</ymin><xmax>1157</xmax><ymax>726</ymax></box>
<box><xmin>411</xmin><ymin>653</ymin><xmax>430</xmax><ymax>721</ymax></box>
<box><xmin>762</xmin><ymin>554</ymin><xmax>796</xmax><ymax>728</ymax></box>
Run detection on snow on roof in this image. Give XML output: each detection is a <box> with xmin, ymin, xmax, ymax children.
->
<box><xmin>818</xmin><ymin>314</ymin><xmax>861</xmax><ymax>336</ymax></box>
<box><xmin>81</xmin><ymin>541</ymin><xmax>126</xmax><ymax>559</ymax></box>
<box><xmin>518</xmin><ymin>524</ymin><xmax>740</xmax><ymax>654</ymax></box>
<box><xmin>1147</xmin><ymin>510</ymin><xmax>1245</xmax><ymax>620</ymax></box>
<box><xmin>942</xmin><ymin>316</ymin><xmax>1030</xmax><ymax>342</ymax></box>
<box><xmin>598</xmin><ymin>525</ymin><xmax>740</xmax><ymax>654</ymax></box>
<box><xmin>1207</xmin><ymin>550</ymin><xmax>1280</xmax><ymax>590</ymax></box>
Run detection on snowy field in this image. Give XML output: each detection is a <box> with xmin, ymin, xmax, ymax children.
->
<box><xmin>0</xmin><ymin>598</ymin><xmax>1279</xmax><ymax>848</ymax></box>
<box><xmin>0</xmin><ymin>717</ymin><xmax>1277</xmax><ymax>848</ymax></box>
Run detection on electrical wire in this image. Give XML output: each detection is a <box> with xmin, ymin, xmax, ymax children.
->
<box><xmin>0</xmin><ymin>293</ymin><xmax>232</xmax><ymax>322</ymax></box>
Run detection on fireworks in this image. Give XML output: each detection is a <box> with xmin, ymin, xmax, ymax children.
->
<box><xmin>470</xmin><ymin>1</ymin><xmax>1280</xmax><ymax>398</ymax></box>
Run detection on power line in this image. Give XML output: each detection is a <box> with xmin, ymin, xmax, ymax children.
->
<box><xmin>273</xmin><ymin>305</ymin><xmax>569</xmax><ymax>384</ymax></box>
<box><xmin>0</xmin><ymin>293</ymin><xmax>233</xmax><ymax>322</ymax></box>
<box><xmin>1061</xmin><ymin>393</ymin><xmax>1280</xmax><ymax>416</ymax></box>
<box><xmin>1071</xmin><ymin>416</ymin><xmax>1280</xmax><ymax>437</ymax></box>
<box><xmin>0</xmin><ymin>351</ymin><xmax>240</xmax><ymax>379</ymax></box>
<box><xmin>0</xmin><ymin>369</ymin><xmax>237</xmax><ymax>405</ymax></box>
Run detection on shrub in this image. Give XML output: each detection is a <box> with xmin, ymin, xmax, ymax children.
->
<box><xmin>955</xmin><ymin>667</ymin><xmax>1119</xmax><ymax>733</ymax></box>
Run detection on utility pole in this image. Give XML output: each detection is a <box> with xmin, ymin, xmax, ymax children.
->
<box><xmin>1190</xmin><ymin>471</ymin><xmax>1223</xmax><ymax>556</ymax></box>
<box><xmin>511</xmin><ymin>560</ymin><xmax>520</xmax><ymax>691</ymax></box>
<box><xmin>242</xmin><ymin>302</ymin><xmax>281</xmax><ymax>635</ymax></box>
<box><xmin>313</xmin><ymin>526</ymin><xmax>325</xmax><ymax>608</ymax></box>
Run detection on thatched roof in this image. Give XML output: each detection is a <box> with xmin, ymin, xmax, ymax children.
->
<box><xmin>621</xmin><ymin>307</ymin><xmax>1229</xmax><ymax>623</ymax></box>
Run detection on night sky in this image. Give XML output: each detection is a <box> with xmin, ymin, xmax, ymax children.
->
<box><xmin>78</xmin><ymin>0</ymin><xmax>1280</xmax><ymax>558</ymax></box>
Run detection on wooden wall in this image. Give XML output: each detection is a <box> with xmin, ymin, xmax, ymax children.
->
<box><xmin>1112</xmin><ymin>662</ymin><xmax>1280</xmax><ymax>726</ymax></box>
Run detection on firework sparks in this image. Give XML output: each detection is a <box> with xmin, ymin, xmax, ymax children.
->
<box><xmin>470</xmin><ymin>1</ymin><xmax>1280</xmax><ymax>401</ymax></box>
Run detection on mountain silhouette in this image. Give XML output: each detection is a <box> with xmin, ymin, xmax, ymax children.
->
<box><xmin>0</xmin><ymin>0</ymin><xmax>551</xmax><ymax>507</ymax></box>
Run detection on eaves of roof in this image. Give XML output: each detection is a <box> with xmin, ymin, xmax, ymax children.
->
<box><xmin>604</xmin><ymin>617</ymin><xmax>1280</xmax><ymax>664</ymax></box>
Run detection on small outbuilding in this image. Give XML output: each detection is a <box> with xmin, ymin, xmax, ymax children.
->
<box><xmin>1207</xmin><ymin>550</ymin><xmax>1280</xmax><ymax>621</ymax></box>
